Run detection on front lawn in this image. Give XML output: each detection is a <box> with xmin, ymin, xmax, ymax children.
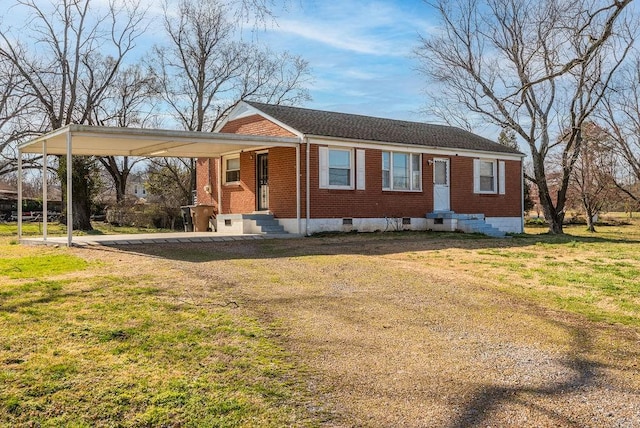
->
<box><xmin>0</xmin><ymin>240</ymin><xmax>314</xmax><ymax>427</ymax></box>
<box><xmin>1</xmin><ymin>221</ymin><xmax>639</xmax><ymax>426</ymax></box>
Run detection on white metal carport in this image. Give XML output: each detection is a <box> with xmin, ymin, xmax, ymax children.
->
<box><xmin>17</xmin><ymin>124</ymin><xmax>301</xmax><ymax>246</ymax></box>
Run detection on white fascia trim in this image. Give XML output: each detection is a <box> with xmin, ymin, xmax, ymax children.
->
<box><xmin>306</xmin><ymin>135</ymin><xmax>524</xmax><ymax>161</ymax></box>
<box><xmin>217</xmin><ymin>101</ymin><xmax>304</xmax><ymax>138</ymax></box>
<box><xmin>213</xmin><ymin>102</ymin><xmax>245</xmax><ymax>133</ymax></box>
<box><xmin>18</xmin><ymin>125</ymin><xmax>72</xmax><ymax>150</ymax></box>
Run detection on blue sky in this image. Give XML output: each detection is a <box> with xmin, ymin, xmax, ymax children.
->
<box><xmin>5</xmin><ymin>0</ymin><xmax>441</xmax><ymax>126</ymax></box>
<box><xmin>255</xmin><ymin>0</ymin><xmax>436</xmax><ymax>122</ymax></box>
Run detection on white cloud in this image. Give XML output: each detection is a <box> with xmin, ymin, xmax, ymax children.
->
<box><xmin>269</xmin><ymin>0</ymin><xmax>434</xmax><ymax>57</ymax></box>
<box><xmin>274</xmin><ymin>18</ymin><xmax>398</xmax><ymax>56</ymax></box>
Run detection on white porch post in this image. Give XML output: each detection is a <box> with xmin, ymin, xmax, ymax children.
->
<box><xmin>296</xmin><ymin>142</ymin><xmax>301</xmax><ymax>234</ymax></box>
<box><xmin>17</xmin><ymin>150</ymin><xmax>23</xmax><ymax>241</ymax></box>
<box><xmin>42</xmin><ymin>140</ymin><xmax>48</xmax><ymax>241</ymax></box>
<box><xmin>66</xmin><ymin>131</ymin><xmax>73</xmax><ymax>247</ymax></box>
<box><xmin>216</xmin><ymin>158</ymin><xmax>222</xmax><ymax>214</ymax></box>
<box><xmin>305</xmin><ymin>137</ymin><xmax>310</xmax><ymax>236</ymax></box>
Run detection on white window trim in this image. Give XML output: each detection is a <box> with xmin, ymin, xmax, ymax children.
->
<box><xmin>498</xmin><ymin>160</ymin><xmax>506</xmax><ymax>195</ymax></box>
<box><xmin>223</xmin><ymin>154</ymin><xmax>241</xmax><ymax>185</ymax></box>
<box><xmin>356</xmin><ymin>149</ymin><xmax>366</xmax><ymax>190</ymax></box>
<box><xmin>319</xmin><ymin>146</ymin><xmax>355</xmax><ymax>190</ymax></box>
<box><xmin>382</xmin><ymin>151</ymin><xmax>422</xmax><ymax>192</ymax></box>
<box><xmin>474</xmin><ymin>158</ymin><xmax>498</xmax><ymax>194</ymax></box>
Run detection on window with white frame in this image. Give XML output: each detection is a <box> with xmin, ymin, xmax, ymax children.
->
<box><xmin>382</xmin><ymin>152</ymin><xmax>421</xmax><ymax>191</ymax></box>
<box><xmin>480</xmin><ymin>160</ymin><xmax>495</xmax><ymax>192</ymax></box>
<box><xmin>319</xmin><ymin>147</ymin><xmax>355</xmax><ymax>189</ymax></box>
<box><xmin>224</xmin><ymin>155</ymin><xmax>240</xmax><ymax>184</ymax></box>
<box><xmin>329</xmin><ymin>149</ymin><xmax>351</xmax><ymax>186</ymax></box>
<box><xmin>474</xmin><ymin>159</ymin><xmax>506</xmax><ymax>194</ymax></box>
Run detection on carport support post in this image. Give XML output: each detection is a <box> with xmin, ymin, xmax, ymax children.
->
<box><xmin>66</xmin><ymin>131</ymin><xmax>73</xmax><ymax>247</ymax></box>
<box><xmin>296</xmin><ymin>143</ymin><xmax>301</xmax><ymax>234</ymax></box>
<box><xmin>42</xmin><ymin>140</ymin><xmax>48</xmax><ymax>242</ymax></box>
<box><xmin>17</xmin><ymin>150</ymin><xmax>22</xmax><ymax>241</ymax></box>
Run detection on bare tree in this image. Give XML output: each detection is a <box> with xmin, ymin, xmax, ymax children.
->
<box><xmin>153</xmin><ymin>0</ymin><xmax>310</xmax><ymax>133</ymax></box>
<box><xmin>601</xmin><ymin>54</ymin><xmax>640</xmax><ymax>206</ymax></box>
<box><xmin>416</xmin><ymin>0</ymin><xmax>634</xmax><ymax>234</ymax></box>
<box><xmin>91</xmin><ymin>63</ymin><xmax>160</xmax><ymax>203</ymax></box>
<box><xmin>565</xmin><ymin>123</ymin><xmax>620</xmax><ymax>231</ymax></box>
<box><xmin>151</xmin><ymin>0</ymin><xmax>310</xmax><ymax>203</ymax></box>
<box><xmin>0</xmin><ymin>58</ymin><xmax>39</xmax><ymax>176</ymax></box>
<box><xmin>145</xmin><ymin>157</ymin><xmax>192</xmax><ymax>227</ymax></box>
<box><xmin>0</xmin><ymin>0</ymin><xmax>147</xmax><ymax>230</ymax></box>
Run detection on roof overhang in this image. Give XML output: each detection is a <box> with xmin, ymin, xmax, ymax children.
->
<box><xmin>19</xmin><ymin>124</ymin><xmax>300</xmax><ymax>158</ymax></box>
<box><xmin>306</xmin><ymin>135</ymin><xmax>526</xmax><ymax>160</ymax></box>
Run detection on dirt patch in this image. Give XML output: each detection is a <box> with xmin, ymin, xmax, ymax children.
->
<box><xmin>76</xmin><ymin>234</ymin><xmax>640</xmax><ymax>427</ymax></box>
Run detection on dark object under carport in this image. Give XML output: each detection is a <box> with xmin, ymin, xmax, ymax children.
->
<box><xmin>181</xmin><ymin>206</ymin><xmax>194</xmax><ymax>232</ymax></box>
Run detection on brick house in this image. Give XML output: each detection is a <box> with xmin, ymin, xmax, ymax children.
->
<box><xmin>195</xmin><ymin>101</ymin><xmax>525</xmax><ymax>236</ymax></box>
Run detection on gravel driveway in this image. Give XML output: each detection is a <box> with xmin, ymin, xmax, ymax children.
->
<box><xmin>112</xmin><ymin>235</ymin><xmax>640</xmax><ymax>427</ymax></box>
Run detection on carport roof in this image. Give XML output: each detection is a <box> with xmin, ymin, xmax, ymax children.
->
<box><xmin>18</xmin><ymin>124</ymin><xmax>300</xmax><ymax>157</ymax></box>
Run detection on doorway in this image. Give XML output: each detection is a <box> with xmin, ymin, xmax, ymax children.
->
<box><xmin>256</xmin><ymin>153</ymin><xmax>269</xmax><ymax>211</ymax></box>
<box><xmin>433</xmin><ymin>158</ymin><xmax>450</xmax><ymax>211</ymax></box>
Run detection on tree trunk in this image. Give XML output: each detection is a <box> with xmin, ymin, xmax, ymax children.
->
<box><xmin>59</xmin><ymin>156</ymin><xmax>94</xmax><ymax>231</ymax></box>
<box><xmin>116</xmin><ymin>176</ymin><xmax>127</xmax><ymax>203</ymax></box>
<box><xmin>533</xmin><ymin>155</ymin><xmax>565</xmax><ymax>234</ymax></box>
<box><xmin>548</xmin><ymin>212</ymin><xmax>565</xmax><ymax>234</ymax></box>
<box><xmin>584</xmin><ymin>200</ymin><xmax>597</xmax><ymax>232</ymax></box>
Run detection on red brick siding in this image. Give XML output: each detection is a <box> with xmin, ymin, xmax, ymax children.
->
<box><xmin>197</xmin><ymin>115</ymin><xmax>300</xmax><ymax>216</ymax></box>
<box><xmin>308</xmin><ymin>147</ymin><xmax>521</xmax><ymax>219</ymax></box>
<box><xmin>219</xmin><ymin>115</ymin><xmax>297</xmax><ymax>137</ymax></box>
<box><xmin>309</xmin><ymin>146</ymin><xmax>431</xmax><ymax>218</ymax></box>
<box><xmin>268</xmin><ymin>147</ymin><xmax>299</xmax><ymax>218</ymax></box>
<box><xmin>448</xmin><ymin>157</ymin><xmax>522</xmax><ymax>217</ymax></box>
<box><xmin>196</xmin><ymin>115</ymin><xmax>522</xmax><ymax>219</ymax></box>
<box><xmin>220</xmin><ymin>152</ymin><xmax>256</xmax><ymax>214</ymax></box>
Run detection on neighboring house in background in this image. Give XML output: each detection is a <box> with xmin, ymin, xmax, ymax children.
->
<box><xmin>96</xmin><ymin>171</ymin><xmax>149</xmax><ymax>205</ymax></box>
<box><xmin>129</xmin><ymin>174</ymin><xmax>148</xmax><ymax>200</ymax></box>
<box><xmin>196</xmin><ymin>101</ymin><xmax>525</xmax><ymax>236</ymax></box>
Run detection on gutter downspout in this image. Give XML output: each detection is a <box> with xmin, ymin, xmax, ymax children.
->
<box><xmin>216</xmin><ymin>158</ymin><xmax>222</xmax><ymax>214</ymax></box>
<box><xmin>305</xmin><ymin>136</ymin><xmax>310</xmax><ymax>236</ymax></box>
<box><xmin>296</xmin><ymin>141</ymin><xmax>301</xmax><ymax>234</ymax></box>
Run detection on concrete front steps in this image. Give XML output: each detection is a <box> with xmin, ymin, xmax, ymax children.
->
<box><xmin>215</xmin><ymin>213</ymin><xmax>288</xmax><ymax>235</ymax></box>
<box><xmin>425</xmin><ymin>211</ymin><xmax>506</xmax><ymax>238</ymax></box>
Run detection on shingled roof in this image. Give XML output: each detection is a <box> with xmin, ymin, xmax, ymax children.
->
<box><xmin>245</xmin><ymin>101</ymin><xmax>522</xmax><ymax>156</ymax></box>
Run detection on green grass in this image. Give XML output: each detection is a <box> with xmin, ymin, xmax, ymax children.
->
<box><xmin>466</xmin><ymin>223</ymin><xmax>640</xmax><ymax>326</ymax></box>
<box><xmin>0</xmin><ymin>254</ymin><xmax>88</xmax><ymax>279</ymax></box>
<box><xmin>0</xmin><ymin>242</ymin><xmax>314</xmax><ymax>427</ymax></box>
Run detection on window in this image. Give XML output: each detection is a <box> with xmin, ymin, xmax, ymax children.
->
<box><xmin>319</xmin><ymin>147</ymin><xmax>355</xmax><ymax>189</ymax></box>
<box><xmin>382</xmin><ymin>152</ymin><xmax>421</xmax><ymax>191</ymax></box>
<box><xmin>224</xmin><ymin>156</ymin><xmax>240</xmax><ymax>183</ymax></box>
<box><xmin>474</xmin><ymin>159</ymin><xmax>505</xmax><ymax>194</ymax></box>
<box><xmin>329</xmin><ymin>149</ymin><xmax>351</xmax><ymax>186</ymax></box>
<box><xmin>479</xmin><ymin>160</ymin><xmax>495</xmax><ymax>192</ymax></box>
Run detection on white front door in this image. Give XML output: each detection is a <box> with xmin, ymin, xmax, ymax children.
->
<box><xmin>433</xmin><ymin>158</ymin><xmax>450</xmax><ymax>211</ymax></box>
